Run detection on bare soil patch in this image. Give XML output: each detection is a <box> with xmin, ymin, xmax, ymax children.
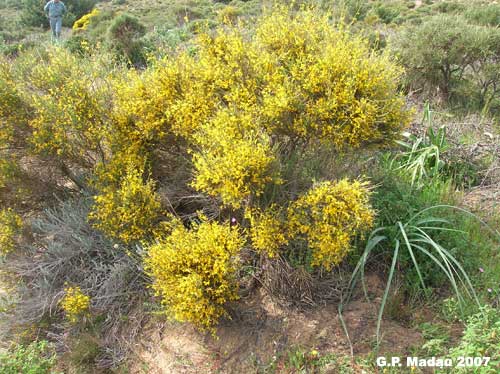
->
<box><xmin>128</xmin><ymin>274</ymin><xmax>424</xmax><ymax>373</ymax></box>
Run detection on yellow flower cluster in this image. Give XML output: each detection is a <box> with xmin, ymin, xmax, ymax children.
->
<box><xmin>253</xmin><ymin>8</ymin><xmax>409</xmax><ymax>147</ymax></box>
<box><xmin>145</xmin><ymin>216</ymin><xmax>245</xmax><ymax>332</ymax></box>
<box><xmin>0</xmin><ymin>208</ymin><xmax>22</xmax><ymax>255</ymax></box>
<box><xmin>191</xmin><ymin>111</ymin><xmax>280</xmax><ymax>208</ymax></box>
<box><xmin>0</xmin><ymin>60</ymin><xmax>30</xmax><ymax>148</ymax></box>
<box><xmin>60</xmin><ymin>286</ymin><xmax>90</xmax><ymax>323</ymax></box>
<box><xmin>287</xmin><ymin>180</ymin><xmax>374</xmax><ymax>270</ymax></box>
<box><xmin>110</xmin><ymin>66</ymin><xmax>176</xmax><ymax>145</ymax></box>
<box><xmin>22</xmin><ymin>48</ymin><xmax>111</xmax><ymax>167</ymax></box>
<box><xmin>72</xmin><ymin>8</ymin><xmax>100</xmax><ymax>31</ymax></box>
<box><xmin>90</xmin><ymin>165</ymin><xmax>163</xmax><ymax>243</ymax></box>
<box><xmin>245</xmin><ymin>204</ymin><xmax>288</xmax><ymax>258</ymax></box>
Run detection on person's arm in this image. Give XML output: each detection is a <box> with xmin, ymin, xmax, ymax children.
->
<box><xmin>44</xmin><ymin>1</ymin><xmax>50</xmax><ymax>15</ymax></box>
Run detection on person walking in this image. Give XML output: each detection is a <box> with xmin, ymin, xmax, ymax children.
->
<box><xmin>44</xmin><ymin>0</ymin><xmax>67</xmax><ymax>40</ymax></box>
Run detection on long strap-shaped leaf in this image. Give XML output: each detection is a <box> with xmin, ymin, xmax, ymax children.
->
<box><xmin>339</xmin><ymin>229</ymin><xmax>387</xmax><ymax>356</ymax></box>
<box><xmin>398</xmin><ymin>222</ymin><xmax>425</xmax><ymax>290</ymax></box>
<box><xmin>376</xmin><ymin>238</ymin><xmax>399</xmax><ymax>345</ymax></box>
<box><xmin>414</xmin><ymin>228</ymin><xmax>479</xmax><ymax>306</ymax></box>
<box><xmin>408</xmin><ymin>240</ymin><xmax>479</xmax><ymax>321</ymax></box>
<box><xmin>411</xmin><ymin>230</ymin><xmax>464</xmax><ymax>309</ymax></box>
<box><xmin>409</xmin><ymin>205</ymin><xmax>500</xmax><ymax>242</ymax></box>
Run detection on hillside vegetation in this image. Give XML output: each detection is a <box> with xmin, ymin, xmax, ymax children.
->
<box><xmin>0</xmin><ymin>1</ymin><xmax>499</xmax><ymax>373</ymax></box>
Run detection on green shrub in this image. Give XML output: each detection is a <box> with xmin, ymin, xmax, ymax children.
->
<box><xmin>445</xmin><ymin>305</ymin><xmax>500</xmax><ymax>373</ymax></box>
<box><xmin>465</xmin><ymin>4</ymin><xmax>500</xmax><ymax>27</ymax></box>
<box><xmin>396</xmin><ymin>13</ymin><xmax>500</xmax><ymax>112</ymax></box>
<box><xmin>395</xmin><ymin>14</ymin><xmax>483</xmax><ymax>100</ymax></box>
<box><xmin>106</xmin><ymin>13</ymin><xmax>147</xmax><ymax>66</ymax></box>
<box><xmin>63</xmin><ymin>34</ymin><xmax>94</xmax><ymax>55</ymax></box>
<box><xmin>20</xmin><ymin>0</ymin><xmax>49</xmax><ymax>28</ymax></box>
<box><xmin>0</xmin><ymin>340</ymin><xmax>57</xmax><ymax>374</ymax></box>
<box><xmin>433</xmin><ymin>1</ymin><xmax>466</xmax><ymax>14</ymax></box>
<box><xmin>142</xmin><ymin>25</ymin><xmax>192</xmax><ymax>53</ymax></box>
<box><xmin>337</xmin><ymin>0</ymin><xmax>371</xmax><ymax>21</ymax></box>
<box><xmin>374</xmin><ymin>3</ymin><xmax>403</xmax><ymax>24</ymax></box>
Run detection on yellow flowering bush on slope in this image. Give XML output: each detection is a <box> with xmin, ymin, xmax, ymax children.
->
<box><xmin>103</xmin><ymin>6</ymin><xmax>409</xmax><ymax>208</ymax></box>
<box><xmin>145</xmin><ymin>217</ymin><xmax>245</xmax><ymax>332</ymax></box>
<box><xmin>0</xmin><ymin>62</ymin><xmax>30</xmax><ymax>146</ymax></box>
<box><xmin>0</xmin><ymin>6</ymin><xmax>410</xmax><ymax>332</ymax></box>
<box><xmin>22</xmin><ymin>48</ymin><xmax>111</xmax><ymax>167</ymax></box>
<box><xmin>0</xmin><ymin>47</ymin><xmax>114</xmax><ymax>196</ymax></box>
<box><xmin>90</xmin><ymin>165</ymin><xmax>163</xmax><ymax>243</ymax></box>
<box><xmin>288</xmin><ymin>180</ymin><xmax>374</xmax><ymax>270</ymax></box>
<box><xmin>0</xmin><ymin>61</ymin><xmax>30</xmax><ymax>194</ymax></box>
<box><xmin>60</xmin><ymin>286</ymin><xmax>90</xmax><ymax>323</ymax></box>
<box><xmin>80</xmin><ymin>7</ymin><xmax>404</xmax><ymax>329</ymax></box>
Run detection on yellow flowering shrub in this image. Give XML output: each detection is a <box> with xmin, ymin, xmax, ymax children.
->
<box><xmin>60</xmin><ymin>286</ymin><xmax>90</xmax><ymax>323</ymax></box>
<box><xmin>0</xmin><ymin>61</ymin><xmax>30</xmax><ymax>146</ymax></box>
<box><xmin>72</xmin><ymin>8</ymin><xmax>100</xmax><ymax>31</ymax></box>
<box><xmin>110</xmin><ymin>66</ymin><xmax>178</xmax><ymax>145</ymax></box>
<box><xmin>145</xmin><ymin>216</ymin><xmax>245</xmax><ymax>332</ymax></box>
<box><xmin>0</xmin><ymin>60</ymin><xmax>30</xmax><ymax>196</ymax></box>
<box><xmin>86</xmin><ymin>6</ymin><xmax>409</xmax><ymax>210</ymax></box>
<box><xmin>0</xmin><ymin>6</ymin><xmax>411</xmax><ymax>331</ymax></box>
<box><xmin>90</xmin><ymin>165</ymin><xmax>162</xmax><ymax>243</ymax></box>
<box><xmin>0</xmin><ymin>158</ymin><xmax>16</xmax><ymax>189</ymax></box>
<box><xmin>0</xmin><ymin>208</ymin><xmax>22</xmax><ymax>255</ymax></box>
<box><xmin>287</xmin><ymin>179</ymin><xmax>374</xmax><ymax>270</ymax></box>
<box><xmin>191</xmin><ymin>110</ymin><xmax>280</xmax><ymax>208</ymax></box>
<box><xmin>166</xmin><ymin>32</ymin><xmax>257</xmax><ymax>140</ymax></box>
<box><xmin>253</xmin><ymin>8</ymin><xmax>410</xmax><ymax>147</ymax></box>
<box><xmin>245</xmin><ymin>204</ymin><xmax>288</xmax><ymax>258</ymax></box>
<box><xmin>19</xmin><ymin>47</ymin><xmax>111</xmax><ymax>168</ymax></box>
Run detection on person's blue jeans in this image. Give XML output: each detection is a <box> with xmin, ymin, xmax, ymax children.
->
<box><xmin>49</xmin><ymin>16</ymin><xmax>62</xmax><ymax>38</ymax></box>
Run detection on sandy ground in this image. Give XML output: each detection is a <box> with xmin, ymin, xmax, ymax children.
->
<box><xmin>128</xmin><ymin>274</ymin><xmax>426</xmax><ymax>374</ymax></box>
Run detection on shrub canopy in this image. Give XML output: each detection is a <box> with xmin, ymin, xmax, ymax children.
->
<box><xmin>0</xmin><ymin>6</ymin><xmax>410</xmax><ymax>331</ymax></box>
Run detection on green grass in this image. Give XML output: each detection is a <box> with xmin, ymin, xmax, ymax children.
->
<box><xmin>0</xmin><ymin>341</ymin><xmax>59</xmax><ymax>374</ymax></box>
<box><xmin>258</xmin><ymin>346</ymin><xmax>369</xmax><ymax>374</ymax></box>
